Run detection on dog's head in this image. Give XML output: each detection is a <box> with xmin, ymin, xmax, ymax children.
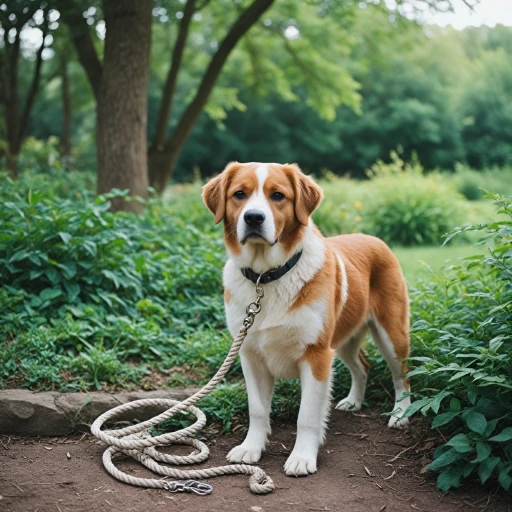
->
<box><xmin>202</xmin><ymin>162</ymin><xmax>323</xmax><ymax>255</ymax></box>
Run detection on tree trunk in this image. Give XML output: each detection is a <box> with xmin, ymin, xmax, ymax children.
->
<box><xmin>4</xmin><ymin>37</ymin><xmax>21</xmax><ymax>179</ymax></box>
<box><xmin>149</xmin><ymin>0</ymin><xmax>275</xmax><ymax>193</ymax></box>
<box><xmin>97</xmin><ymin>0</ymin><xmax>152</xmax><ymax>213</ymax></box>
<box><xmin>60</xmin><ymin>60</ymin><xmax>72</xmax><ymax>158</ymax></box>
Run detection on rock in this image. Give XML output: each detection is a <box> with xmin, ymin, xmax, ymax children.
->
<box><xmin>0</xmin><ymin>388</ymin><xmax>200</xmax><ymax>437</ymax></box>
<box><xmin>0</xmin><ymin>389</ymin><xmax>67</xmax><ymax>436</ymax></box>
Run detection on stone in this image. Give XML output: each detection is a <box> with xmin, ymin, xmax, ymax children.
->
<box><xmin>0</xmin><ymin>388</ymin><xmax>200</xmax><ymax>437</ymax></box>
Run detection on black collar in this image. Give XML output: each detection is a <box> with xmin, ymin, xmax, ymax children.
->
<box><xmin>241</xmin><ymin>251</ymin><xmax>303</xmax><ymax>284</ymax></box>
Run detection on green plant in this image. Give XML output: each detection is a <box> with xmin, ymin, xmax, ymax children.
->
<box><xmin>363</xmin><ymin>152</ymin><xmax>467</xmax><ymax>246</ymax></box>
<box><xmin>0</xmin><ymin>171</ymin><xmax>226</xmax><ymax>391</ymax></box>
<box><xmin>403</xmin><ymin>193</ymin><xmax>512</xmax><ymax>492</ymax></box>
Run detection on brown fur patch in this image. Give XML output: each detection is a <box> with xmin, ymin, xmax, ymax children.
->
<box><xmin>303</xmin><ymin>342</ymin><xmax>335</xmax><ymax>381</ymax></box>
<box><xmin>359</xmin><ymin>352</ymin><xmax>370</xmax><ymax>373</ymax></box>
<box><xmin>224</xmin><ymin>288</ymin><xmax>231</xmax><ymax>303</ymax></box>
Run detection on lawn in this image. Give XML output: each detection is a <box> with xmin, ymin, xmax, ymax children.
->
<box><xmin>394</xmin><ymin>243</ymin><xmax>486</xmax><ymax>282</ymax></box>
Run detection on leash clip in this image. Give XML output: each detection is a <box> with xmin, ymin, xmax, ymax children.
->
<box><xmin>163</xmin><ymin>479</ymin><xmax>213</xmax><ymax>495</ymax></box>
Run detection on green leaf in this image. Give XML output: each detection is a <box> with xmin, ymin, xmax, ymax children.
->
<box><xmin>429</xmin><ymin>448</ymin><xmax>464</xmax><ymax>471</ymax></box>
<box><xmin>450</xmin><ymin>398</ymin><xmax>461</xmax><ymax>413</ymax></box>
<box><xmin>447</xmin><ymin>434</ymin><xmax>472</xmax><ymax>453</ymax></box>
<box><xmin>484</xmin><ymin>419</ymin><xmax>499</xmax><ymax>438</ymax></box>
<box><xmin>431</xmin><ymin>391</ymin><xmax>452</xmax><ymax>414</ymax></box>
<box><xmin>64</xmin><ymin>282</ymin><xmax>80</xmax><ymax>302</ymax></box>
<box><xmin>474</xmin><ymin>441</ymin><xmax>491</xmax><ymax>462</ymax></box>
<box><xmin>432</xmin><ymin>411</ymin><xmax>458</xmax><ymax>428</ymax></box>
<box><xmin>59</xmin><ymin>232</ymin><xmax>72</xmax><ymax>245</ymax></box>
<box><xmin>478</xmin><ymin>457</ymin><xmax>500</xmax><ymax>484</ymax></box>
<box><xmin>403</xmin><ymin>398</ymin><xmax>431</xmax><ymax>418</ymax></box>
<box><xmin>9</xmin><ymin>249</ymin><xmax>30</xmax><ymax>262</ymax></box>
<box><xmin>465</xmin><ymin>411</ymin><xmax>487</xmax><ymax>435</ymax></box>
<box><xmin>437</xmin><ymin>466</ymin><xmax>463</xmax><ymax>492</ymax></box>
<box><xmin>39</xmin><ymin>288</ymin><xmax>62</xmax><ymax>302</ymax></box>
<box><xmin>498</xmin><ymin>464</ymin><xmax>512</xmax><ymax>491</ymax></box>
<box><xmin>489</xmin><ymin>427</ymin><xmax>512</xmax><ymax>442</ymax></box>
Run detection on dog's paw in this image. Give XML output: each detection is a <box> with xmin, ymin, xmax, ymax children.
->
<box><xmin>335</xmin><ymin>397</ymin><xmax>362</xmax><ymax>412</ymax></box>
<box><xmin>284</xmin><ymin>454</ymin><xmax>317</xmax><ymax>477</ymax></box>
<box><xmin>226</xmin><ymin>444</ymin><xmax>262</xmax><ymax>464</ymax></box>
<box><xmin>388</xmin><ymin>415</ymin><xmax>409</xmax><ymax>429</ymax></box>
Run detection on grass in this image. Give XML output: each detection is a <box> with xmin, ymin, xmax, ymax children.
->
<box><xmin>394</xmin><ymin>243</ymin><xmax>487</xmax><ymax>282</ymax></box>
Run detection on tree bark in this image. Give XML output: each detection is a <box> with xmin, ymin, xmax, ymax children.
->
<box><xmin>60</xmin><ymin>60</ymin><xmax>72</xmax><ymax>158</ymax></box>
<box><xmin>149</xmin><ymin>0</ymin><xmax>275</xmax><ymax>192</ymax></box>
<box><xmin>96</xmin><ymin>0</ymin><xmax>152</xmax><ymax>213</ymax></box>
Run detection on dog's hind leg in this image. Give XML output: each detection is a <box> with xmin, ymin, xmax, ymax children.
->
<box><xmin>369</xmin><ymin>318</ymin><xmax>411</xmax><ymax>429</ymax></box>
<box><xmin>335</xmin><ymin>326</ymin><xmax>369</xmax><ymax>412</ymax></box>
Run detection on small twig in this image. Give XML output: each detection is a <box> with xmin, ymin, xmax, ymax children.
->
<box><xmin>383</xmin><ymin>470</ymin><xmax>396</xmax><ymax>481</ymax></box>
<box><xmin>334</xmin><ymin>432</ymin><xmax>368</xmax><ymax>439</ymax></box>
<box><xmin>388</xmin><ymin>441</ymin><xmax>420</xmax><ymax>463</ymax></box>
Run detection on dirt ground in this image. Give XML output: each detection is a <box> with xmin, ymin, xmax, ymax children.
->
<box><xmin>1</xmin><ymin>408</ymin><xmax>509</xmax><ymax>512</ymax></box>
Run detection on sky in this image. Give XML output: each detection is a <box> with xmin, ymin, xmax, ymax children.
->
<box><xmin>424</xmin><ymin>0</ymin><xmax>512</xmax><ymax>29</ymax></box>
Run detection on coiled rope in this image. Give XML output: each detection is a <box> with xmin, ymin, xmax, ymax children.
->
<box><xmin>91</xmin><ymin>278</ymin><xmax>274</xmax><ymax>496</ymax></box>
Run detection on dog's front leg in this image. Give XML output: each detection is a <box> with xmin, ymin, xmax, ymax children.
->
<box><xmin>227</xmin><ymin>348</ymin><xmax>274</xmax><ymax>464</ymax></box>
<box><xmin>284</xmin><ymin>359</ymin><xmax>332</xmax><ymax>476</ymax></box>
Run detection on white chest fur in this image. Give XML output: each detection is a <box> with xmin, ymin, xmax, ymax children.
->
<box><xmin>223</xmin><ymin>226</ymin><xmax>327</xmax><ymax>379</ymax></box>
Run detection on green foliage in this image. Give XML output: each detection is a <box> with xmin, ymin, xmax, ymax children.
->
<box><xmin>450</xmin><ymin>164</ymin><xmax>512</xmax><ymax>201</ymax></box>
<box><xmin>361</xmin><ymin>153</ymin><xmax>466</xmax><ymax>246</ymax></box>
<box><xmin>2</xmin><ymin>169</ymin><xmax>512</xmax><ymax>494</ymax></box>
<box><xmin>403</xmin><ymin>193</ymin><xmax>512</xmax><ymax>492</ymax></box>
<box><xmin>0</xmin><ymin>171</ymin><xmax>226</xmax><ymax>390</ymax></box>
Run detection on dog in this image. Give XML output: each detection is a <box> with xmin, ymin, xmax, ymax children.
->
<box><xmin>202</xmin><ymin>162</ymin><xmax>411</xmax><ymax>477</ymax></box>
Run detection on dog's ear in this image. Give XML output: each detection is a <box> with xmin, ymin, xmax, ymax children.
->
<box><xmin>285</xmin><ymin>164</ymin><xmax>324</xmax><ymax>226</ymax></box>
<box><xmin>202</xmin><ymin>162</ymin><xmax>240</xmax><ymax>224</ymax></box>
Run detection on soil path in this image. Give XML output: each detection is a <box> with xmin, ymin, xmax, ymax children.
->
<box><xmin>1</xmin><ymin>408</ymin><xmax>509</xmax><ymax>512</ymax></box>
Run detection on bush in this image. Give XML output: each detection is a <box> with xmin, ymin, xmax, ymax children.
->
<box><xmin>363</xmin><ymin>152</ymin><xmax>467</xmax><ymax>246</ymax></box>
<box><xmin>451</xmin><ymin>163</ymin><xmax>512</xmax><ymax>201</ymax></box>
<box><xmin>0</xmin><ymin>172</ymin><xmax>226</xmax><ymax>390</ymax></box>
<box><xmin>404</xmin><ymin>193</ymin><xmax>512</xmax><ymax>492</ymax></box>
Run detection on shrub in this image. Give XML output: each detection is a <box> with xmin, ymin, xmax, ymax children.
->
<box><xmin>363</xmin><ymin>152</ymin><xmax>467</xmax><ymax>246</ymax></box>
<box><xmin>451</xmin><ymin>163</ymin><xmax>512</xmax><ymax>201</ymax></box>
<box><xmin>0</xmin><ymin>172</ymin><xmax>226</xmax><ymax>390</ymax></box>
<box><xmin>404</xmin><ymin>193</ymin><xmax>512</xmax><ymax>492</ymax></box>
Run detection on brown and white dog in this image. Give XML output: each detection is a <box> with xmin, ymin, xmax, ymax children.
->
<box><xmin>202</xmin><ymin>162</ymin><xmax>410</xmax><ymax>477</ymax></box>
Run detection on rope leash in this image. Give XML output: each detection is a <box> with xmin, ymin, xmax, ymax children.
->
<box><xmin>91</xmin><ymin>278</ymin><xmax>274</xmax><ymax>495</ymax></box>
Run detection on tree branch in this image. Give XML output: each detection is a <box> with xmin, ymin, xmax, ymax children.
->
<box><xmin>152</xmin><ymin>0</ymin><xmax>196</xmax><ymax>150</ymax></box>
<box><xmin>57</xmin><ymin>0</ymin><xmax>102</xmax><ymax>99</ymax></box>
<box><xmin>158</xmin><ymin>0</ymin><xmax>275</xmax><ymax>188</ymax></box>
<box><xmin>18</xmin><ymin>9</ymin><xmax>49</xmax><ymax>143</ymax></box>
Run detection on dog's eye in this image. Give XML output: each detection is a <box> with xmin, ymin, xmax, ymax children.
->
<box><xmin>233</xmin><ymin>190</ymin><xmax>246</xmax><ymax>200</ymax></box>
<box><xmin>271</xmin><ymin>192</ymin><xmax>285</xmax><ymax>202</ymax></box>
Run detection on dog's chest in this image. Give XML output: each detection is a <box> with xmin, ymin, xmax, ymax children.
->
<box><xmin>224</xmin><ymin>272</ymin><xmax>327</xmax><ymax>379</ymax></box>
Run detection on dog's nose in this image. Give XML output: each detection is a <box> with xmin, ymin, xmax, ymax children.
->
<box><xmin>244</xmin><ymin>209</ymin><xmax>265</xmax><ymax>227</ymax></box>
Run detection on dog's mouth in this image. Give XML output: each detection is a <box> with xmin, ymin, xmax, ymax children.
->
<box><xmin>241</xmin><ymin>231</ymin><xmax>278</xmax><ymax>246</ymax></box>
